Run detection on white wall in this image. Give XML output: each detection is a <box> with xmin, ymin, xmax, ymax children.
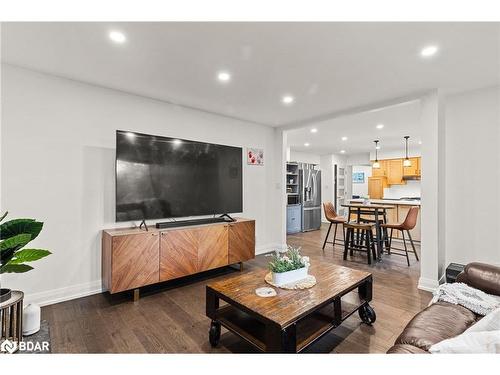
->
<box><xmin>351</xmin><ymin>165</ymin><xmax>371</xmax><ymax>197</ymax></box>
<box><xmin>288</xmin><ymin>150</ymin><xmax>321</xmax><ymax>165</ymax></box>
<box><xmin>418</xmin><ymin>91</ymin><xmax>445</xmax><ymax>291</ymax></box>
<box><xmin>1</xmin><ymin>65</ymin><xmax>284</xmax><ymax>305</ymax></box>
<box><xmin>320</xmin><ymin>155</ymin><xmax>334</xmax><ymax>222</ymax></box>
<box><xmin>346</xmin><ymin>152</ymin><xmax>370</xmax><ymax>166</ymax></box>
<box><xmin>370</xmin><ymin>147</ymin><xmax>421</xmax><ymax>160</ymax></box>
<box><xmin>319</xmin><ymin>153</ymin><xmax>347</xmax><ymax>221</ymax></box>
<box><xmin>444</xmin><ymin>86</ymin><xmax>500</xmax><ymax>266</ymax></box>
<box><xmin>383</xmin><ymin>181</ymin><xmax>421</xmax><ymax>199</ymax></box>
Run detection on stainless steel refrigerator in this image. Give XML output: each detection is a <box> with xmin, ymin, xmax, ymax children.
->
<box><xmin>299</xmin><ymin>163</ymin><xmax>321</xmax><ymax>231</ymax></box>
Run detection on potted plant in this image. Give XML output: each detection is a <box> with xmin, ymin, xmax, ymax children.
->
<box><xmin>268</xmin><ymin>246</ymin><xmax>310</xmax><ymax>287</ymax></box>
<box><xmin>0</xmin><ymin>211</ymin><xmax>51</xmax><ymax>302</ymax></box>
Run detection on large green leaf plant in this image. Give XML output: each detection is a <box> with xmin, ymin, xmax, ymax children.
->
<box><xmin>0</xmin><ymin>212</ymin><xmax>51</xmax><ymax>274</ymax></box>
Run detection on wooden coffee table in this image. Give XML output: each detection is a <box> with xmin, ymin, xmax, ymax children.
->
<box><xmin>206</xmin><ymin>263</ymin><xmax>375</xmax><ymax>353</ymax></box>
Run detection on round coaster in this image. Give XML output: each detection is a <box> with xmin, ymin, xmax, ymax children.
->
<box><xmin>264</xmin><ymin>273</ymin><xmax>317</xmax><ymax>290</ymax></box>
<box><xmin>255</xmin><ymin>287</ymin><xmax>277</xmax><ymax>297</ymax></box>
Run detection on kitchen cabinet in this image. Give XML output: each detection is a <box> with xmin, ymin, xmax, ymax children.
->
<box><xmin>368</xmin><ymin>177</ymin><xmax>386</xmax><ymax>199</ymax></box>
<box><xmin>371</xmin><ymin>160</ymin><xmax>387</xmax><ymax>177</ymax></box>
<box><xmin>386</xmin><ymin>159</ymin><xmax>406</xmax><ymax>185</ymax></box>
<box><xmin>403</xmin><ymin>157</ymin><xmax>420</xmax><ymax>176</ymax></box>
<box><xmin>371</xmin><ymin>157</ymin><xmax>421</xmax><ymax>186</ymax></box>
<box><xmin>287</xmin><ymin>204</ymin><xmax>302</xmax><ymax>234</ymax></box>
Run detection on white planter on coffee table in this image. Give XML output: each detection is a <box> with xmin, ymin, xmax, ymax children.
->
<box><xmin>272</xmin><ymin>267</ymin><xmax>308</xmax><ymax>287</ymax></box>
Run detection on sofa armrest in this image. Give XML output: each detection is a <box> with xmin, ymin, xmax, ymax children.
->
<box><xmin>456</xmin><ymin>262</ymin><xmax>500</xmax><ymax>296</ymax></box>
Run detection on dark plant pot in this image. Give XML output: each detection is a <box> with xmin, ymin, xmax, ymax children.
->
<box><xmin>0</xmin><ymin>288</ymin><xmax>12</xmax><ymax>303</ymax></box>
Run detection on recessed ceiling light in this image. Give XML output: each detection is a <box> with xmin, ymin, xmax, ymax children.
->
<box><xmin>109</xmin><ymin>31</ymin><xmax>126</xmax><ymax>44</ymax></box>
<box><xmin>217</xmin><ymin>71</ymin><xmax>231</xmax><ymax>83</ymax></box>
<box><xmin>304</xmin><ymin>142</ymin><xmax>310</xmax><ymax>147</ymax></box>
<box><xmin>282</xmin><ymin>95</ymin><xmax>295</xmax><ymax>105</ymax></box>
<box><xmin>418</xmin><ymin>140</ymin><xmax>422</xmax><ymax>145</ymax></box>
<box><xmin>421</xmin><ymin>45</ymin><xmax>439</xmax><ymax>58</ymax></box>
<box><xmin>340</xmin><ymin>150</ymin><xmax>346</xmax><ymax>154</ymax></box>
<box><xmin>376</xmin><ymin>124</ymin><xmax>384</xmax><ymax>129</ymax></box>
<box><xmin>310</xmin><ymin>128</ymin><xmax>318</xmax><ymax>133</ymax></box>
<box><xmin>341</xmin><ymin>136</ymin><xmax>348</xmax><ymax>141</ymax></box>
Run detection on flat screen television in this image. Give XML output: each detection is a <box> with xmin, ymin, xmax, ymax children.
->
<box><xmin>115</xmin><ymin>130</ymin><xmax>243</xmax><ymax>221</ymax></box>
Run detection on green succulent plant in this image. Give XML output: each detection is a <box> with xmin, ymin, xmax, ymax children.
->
<box><xmin>0</xmin><ymin>211</ymin><xmax>51</xmax><ymax>274</ymax></box>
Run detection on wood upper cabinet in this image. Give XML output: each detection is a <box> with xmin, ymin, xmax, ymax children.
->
<box><xmin>386</xmin><ymin>159</ymin><xmax>406</xmax><ymax>185</ymax></box>
<box><xmin>403</xmin><ymin>157</ymin><xmax>420</xmax><ymax>176</ymax></box>
<box><xmin>110</xmin><ymin>232</ymin><xmax>160</xmax><ymax>293</ymax></box>
<box><xmin>160</xmin><ymin>228</ymin><xmax>198</xmax><ymax>281</ymax></box>
<box><xmin>197</xmin><ymin>225</ymin><xmax>229</xmax><ymax>272</ymax></box>
<box><xmin>228</xmin><ymin>220</ymin><xmax>255</xmax><ymax>263</ymax></box>
<box><xmin>371</xmin><ymin>160</ymin><xmax>387</xmax><ymax>177</ymax></box>
<box><xmin>372</xmin><ymin>157</ymin><xmax>421</xmax><ymax>186</ymax></box>
<box><xmin>368</xmin><ymin>177</ymin><xmax>385</xmax><ymax>199</ymax></box>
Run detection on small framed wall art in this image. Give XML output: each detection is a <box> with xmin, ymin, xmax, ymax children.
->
<box><xmin>247</xmin><ymin>148</ymin><xmax>264</xmax><ymax>165</ymax></box>
<box><xmin>352</xmin><ymin>172</ymin><xmax>365</xmax><ymax>183</ymax></box>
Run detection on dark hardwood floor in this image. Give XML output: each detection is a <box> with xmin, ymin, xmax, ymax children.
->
<box><xmin>42</xmin><ymin>224</ymin><xmax>431</xmax><ymax>353</ymax></box>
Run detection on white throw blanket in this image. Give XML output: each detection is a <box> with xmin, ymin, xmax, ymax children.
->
<box><xmin>429</xmin><ymin>308</ymin><xmax>500</xmax><ymax>353</ymax></box>
<box><xmin>430</xmin><ymin>282</ymin><xmax>500</xmax><ymax>316</ymax></box>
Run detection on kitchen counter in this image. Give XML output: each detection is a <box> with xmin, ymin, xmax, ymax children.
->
<box><xmin>349</xmin><ymin>198</ymin><xmax>421</xmax><ymax>241</ymax></box>
<box><xmin>350</xmin><ymin>198</ymin><xmax>420</xmax><ymax>206</ymax></box>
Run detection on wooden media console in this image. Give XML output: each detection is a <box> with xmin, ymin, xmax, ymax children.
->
<box><xmin>102</xmin><ymin>218</ymin><xmax>255</xmax><ymax>299</ymax></box>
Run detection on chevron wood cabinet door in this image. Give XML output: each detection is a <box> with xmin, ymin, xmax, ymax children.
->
<box><xmin>159</xmin><ymin>228</ymin><xmax>198</xmax><ymax>281</ymax></box>
<box><xmin>228</xmin><ymin>220</ymin><xmax>255</xmax><ymax>263</ymax></box>
<box><xmin>102</xmin><ymin>218</ymin><xmax>255</xmax><ymax>295</ymax></box>
<box><xmin>197</xmin><ymin>225</ymin><xmax>228</xmax><ymax>272</ymax></box>
<box><xmin>111</xmin><ymin>232</ymin><xmax>160</xmax><ymax>293</ymax></box>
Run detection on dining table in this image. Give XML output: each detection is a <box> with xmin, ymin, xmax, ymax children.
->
<box><xmin>341</xmin><ymin>203</ymin><xmax>396</xmax><ymax>261</ymax></box>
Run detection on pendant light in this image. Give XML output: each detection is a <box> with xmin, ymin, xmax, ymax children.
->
<box><xmin>403</xmin><ymin>136</ymin><xmax>412</xmax><ymax>167</ymax></box>
<box><xmin>373</xmin><ymin>140</ymin><xmax>380</xmax><ymax>169</ymax></box>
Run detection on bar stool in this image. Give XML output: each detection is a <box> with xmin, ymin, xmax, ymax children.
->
<box><xmin>380</xmin><ymin>206</ymin><xmax>420</xmax><ymax>266</ymax></box>
<box><xmin>343</xmin><ymin>222</ymin><xmax>377</xmax><ymax>265</ymax></box>
<box><xmin>322</xmin><ymin>202</ymin><xmax>346</xmax><ymax>252</ymax></box>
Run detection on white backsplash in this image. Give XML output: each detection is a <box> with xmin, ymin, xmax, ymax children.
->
<box><xmin>383</xmin><ymin>180</ymin><xmax>421</xmax><ymax>199</ymax></box>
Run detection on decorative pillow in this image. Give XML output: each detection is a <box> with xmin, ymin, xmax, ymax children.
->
<box><xmin>466</xmin><ymin>307</ymin><xmax>500</xmax><ymax>333</ymax></box>
<box><xmin>429</xmin><ymin>308</ymin><xmax>500</xmax><ymax>353</ymax></box>
<box><xmin>428</xmin><ymin>331</ymin><xmax>500</xmax><ymax>353</ymax></box>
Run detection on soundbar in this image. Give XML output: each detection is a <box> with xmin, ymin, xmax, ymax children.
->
<box><xmin>155</xmin><ymin>217</ymin><xmax>232</xmax><ymax>229</ymax></box>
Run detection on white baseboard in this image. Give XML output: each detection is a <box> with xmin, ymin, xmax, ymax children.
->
<box><xmin>417</xmin><ymin>277</ymin><xmax>439</xmax><ymax>292</ymax></box>
<box><xmin>24</xmin><ymin>280</ymin><xmax>104</xmax><ymax>307</ymax></box>
<box><xmin>256</xmin><ymin>242</ymin><xmax>287</xmax><ymax>255</ymax></box>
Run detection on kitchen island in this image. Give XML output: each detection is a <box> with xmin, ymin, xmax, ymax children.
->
<box><xmin>349</xmin><ymin>199</ymin><xmax>421</xmax><ymax>241</ymax></box>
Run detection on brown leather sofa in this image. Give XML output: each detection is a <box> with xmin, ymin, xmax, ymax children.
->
<box><xmin>387</xmin><ymin>262</ymin><xmax>500</xmax><ymax>353</ymax></box>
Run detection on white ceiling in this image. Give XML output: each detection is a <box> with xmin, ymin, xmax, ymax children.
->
<box><xmin>286</xmin><ymin>100</ymin><xmax>421</xmax><ymax>155</ymax></box>
<box><xmin>2</xmin><ymin>22</ymin><xmax>499</xmax><ymax>126</ymax></box>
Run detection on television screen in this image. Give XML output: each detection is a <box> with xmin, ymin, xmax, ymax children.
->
<box><xmin>115</xmin><ymin>130</ymin><xmax>243</xmax><ymax>221</ymax></box>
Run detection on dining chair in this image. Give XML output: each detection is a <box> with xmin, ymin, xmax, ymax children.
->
<box><xmin>322</xmin><ymin>202</ymin><xmax>346</xmax><ymax>252</ymax></box>
<box><xmin>380</xmin><ymin>206</ymin><xmax>420</xmax><ymax>266</ymax></box>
